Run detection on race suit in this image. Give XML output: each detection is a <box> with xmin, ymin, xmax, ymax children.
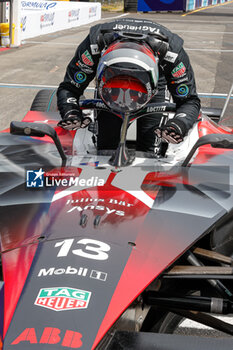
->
<box><xmin>57</xmin><ymin>18</ymin><xmax>201</xmax><ymax>152</ymax></box>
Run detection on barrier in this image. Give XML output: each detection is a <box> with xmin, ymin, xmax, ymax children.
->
<box><xmin>20</xmin><ymin>1</ymin><xmax>101</xmax><ymax>40</ymax></box>
<box><xmin>137</xmin><ymin>0</ymin><xmax>232</xmax><ymax>11</ymax></box>
<box><xmin>138</xmin><ymin>0</ymin><xmax>184</xmax><ymax>11</ymax></box>
<box><xmin>0</xmin><ymin>22</ymin><xmax>15</xmax><ymax>46</ymax></box>
<box><xmin>185</xmin><ymin>0</ymin><xmax>232</xmax><ymax>11</ymax></box>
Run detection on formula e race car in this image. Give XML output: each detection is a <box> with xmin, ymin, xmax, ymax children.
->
<box><xmin>0</xmin><ymin>87</ymin><xmax>233</xmax><ymax>350</ymax></box>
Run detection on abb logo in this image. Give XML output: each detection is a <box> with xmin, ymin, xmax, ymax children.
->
<box><xmin>11</xmin><ymin>327</ymin><xmax>82</xmax><ymax>348</ymax></box>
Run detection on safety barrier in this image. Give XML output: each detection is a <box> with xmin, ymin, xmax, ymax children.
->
<box><xmin>20</xmin><ymin>1</ymin><xmax>101</xmax><ymax>40</ymax></box>
<box><xmin>137</xmin><ymin>0</ymin><xmax>232</xmax><ymax>11</ymax></box>
<box><xmin>0</xmin><ymin>22</ymin><xmax>14</xmax><ymax>46</ymax></box>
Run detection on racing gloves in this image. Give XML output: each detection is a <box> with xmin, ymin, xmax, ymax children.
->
<box><xmin>58</xmin><ymin>110</ymin><xmax>91</xmax><ymax>131</ymax></box>
<box><xmin>155</xmin><ymin>119</ymin><xmax>187</xmax><ymax>144</ymax></box>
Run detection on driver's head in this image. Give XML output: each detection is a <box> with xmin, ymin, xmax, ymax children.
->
<box><xmin>96</xmin><ymin>40</ymin><xmax>159</xmax><ymax>113</ymax></box>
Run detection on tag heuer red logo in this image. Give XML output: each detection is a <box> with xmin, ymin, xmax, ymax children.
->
<box><xmin>171</xmin><ymin>62</ymin><xmax>186</xmax><ymax>78</ymax></box>
<box><xmin>34</xmin><ymin>287</ymin><xmax>91</xmax><ymax>311</ymax></box>
<box><xmin>81</xmin><ymin>50</ymin><xmax>94</xmax><ymax>66</ymax></box>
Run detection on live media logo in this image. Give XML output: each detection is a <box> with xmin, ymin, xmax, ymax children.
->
<box><xmin>26</xmin><ymin>169</ymin><xmax>44</xmax><ymax>188</ymax></box>
<box><xmin>26</xmin><ymin>168</ymin><xmax>105</xmax><ymax>188</ymax></box>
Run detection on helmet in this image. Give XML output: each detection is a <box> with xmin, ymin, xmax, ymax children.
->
<box><xmin>96</xmin><ymin>40</ymin><xmax>159</xmax><ymax>113</ymax></box>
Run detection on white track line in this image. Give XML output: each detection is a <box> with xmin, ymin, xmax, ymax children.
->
<box><xmin>0</xmin><ymin>83</ymin><xmax>58</xmax><ymax>89</ymax></box>
<box><xmin>185</xmin><ymin>48</ymin><xmax>233</xmax><ymax>52</ymax></box>
<box><xmin>0</xmin><ymin>84</ymin><xmax>233</xmax><ymax>98</ymax></box>
<box><xmin>175</xmin><ymin>30</ymin><xmax>233</xmax><ymax>34</ymax></box>
<box><xmin>22</xmin><ymin>43</ymin><xmax>233</xmax><ymax>52</ymax></box>
<box><xmin>180</xmin><ymin>316</ymin><xmax>233</xmax><ymax>329</ymax></box>
<box><xmin>22</xmin><ymin>41</ymin><xmax>77</xmax><ymax>46</ymax></box>
<box><xmin>158</xmin><ymin>19</ymin><xmax>233</xmax><ymax>24</ymax></box>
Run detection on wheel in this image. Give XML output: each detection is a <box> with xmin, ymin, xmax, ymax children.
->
<box><xmin>30</xmin><ymin>89</ymin><xmax>57</xmax><ymax>112</ymax></box>
<box><xmin>141</xmin><ymin>305</ymin><xmax>183</xmax><ymax>334</ymax></box>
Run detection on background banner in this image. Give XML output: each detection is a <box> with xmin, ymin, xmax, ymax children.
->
<box><xmin>137</xmin><ymin>0</ymin><xmax>184</xmax><ymax>11</ymax></box>
<box><xmin>20</xmin><ymin>0</ymin><xmax>101</xmax><ymax>40</ymax></box>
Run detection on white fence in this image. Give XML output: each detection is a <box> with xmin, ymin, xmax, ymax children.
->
<box><xmin>20</xmin><ymin>1</ymin><xmax>101</xmax><ymax>40</ymax></box>
<box><xmin>3</xmin><ymin>0</ymin><xmax>101</xmax><ymax>46</ymax></box>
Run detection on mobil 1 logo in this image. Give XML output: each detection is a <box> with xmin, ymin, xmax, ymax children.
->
<box><xmin>38</xmin><ymin>265</ymin><xmax>108</xmax><ymax>282</ymax></box>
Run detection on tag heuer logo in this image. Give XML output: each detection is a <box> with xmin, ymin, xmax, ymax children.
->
<box><xmin>81</xmin><ymin>50</ymin><xmax>94</xmax><ymax>66</ymax></box>
<box><xmin>171</xmin><ymin>62</ymin><xmax>186</xmax><ymax>78</ymax></box>
<box><xmin>34</xmin><ymin>287</ymin><xmax>91</xmax><ymax>311</ymax></box>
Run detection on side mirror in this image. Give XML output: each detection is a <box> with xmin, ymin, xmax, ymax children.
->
<box><xmin>10</xmin><ymin>121</ymin><xmax>67</xmax><ymax>163</ymax></box>
<box><xmin>182</xmin><ymin>134</ymin><xmax>233</xmax><ymax>167</ymax></box>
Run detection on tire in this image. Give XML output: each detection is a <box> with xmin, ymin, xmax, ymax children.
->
<box><xmin>141</xmin><ymin>306</ymin><xmax>183</xmax><ymax>334</ymax></box>
<box><xmin>30</xmin><ymin>89</ymin><xmax>57</xmax><ymax>112</ymax></box>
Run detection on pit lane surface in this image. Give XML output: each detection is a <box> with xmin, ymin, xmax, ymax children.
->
<box><xmin>0</xmin><ymin>6</ymin><xmax>233</xmax><ymax>130</ymax></box>
<box><xmin>0</xmin><ymin>5</ymin><xmax>233</xmax><ymax>339</ymax></box>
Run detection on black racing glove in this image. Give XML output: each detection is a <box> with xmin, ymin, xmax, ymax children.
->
<box><xmin>57</xmin><ymin>109</ymin><xmax>91</xmax><ymax>131</ymax></box>
<box><xmin>155</xmin><ymin>119</ymin><xmax>187</xmax><ymax>144</ymax></box>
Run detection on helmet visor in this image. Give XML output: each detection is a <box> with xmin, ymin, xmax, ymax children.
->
<box><xmin>100</xmin><ymin>75</ymin><xmax>149</xmax><ymax>113</ymax></box>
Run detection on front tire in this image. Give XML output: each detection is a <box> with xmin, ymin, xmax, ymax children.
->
<box><xmin>30</xmin><ymin>89</ymin><xmax>57</xmax><ymax>112</ymax></box>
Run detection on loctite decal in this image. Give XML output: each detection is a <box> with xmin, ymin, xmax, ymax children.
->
<box><xmin>11</xmin><ymin>327</ymin><xmax>83</xmax><ymax>348</ymax></box>
<box><xmin>34</xmin><ymin>287</ymin><xmax>91</xmax><ymax>311</ymax></box>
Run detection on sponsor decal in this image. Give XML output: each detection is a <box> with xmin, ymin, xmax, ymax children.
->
<box><xmin>81</xmin><ymin>50</ymin><xmax>94</xmax><ymax>66</ymax></box>
<box><xmin>171</xmin><ymin>62</ymin><xmax>186</xmax><ymax>78</ymax></box>
<box><xmin>171</xmin><ymin>77</ymin><xmax>188</xmax><ymax>84</ymax></box>
<box><xmin>95</xmin><ymin>101</ymin><xmax>108</xmax><ymax>109</ymax></box>
<box><xmin>90</xmin><ymin>44</ymin><xmax>100</xmax><ymax>55</ymax></box>
<box><xmin>74</xmin><ymin>71</ymin><xmax>87</xmax><ymax>84</ymax></box>
<box><xmin>71</xmin><ymin>80</ymin><xmax>80</xmax><ymax>88</ymax></box>
<box><xmin>38</xmin><ymin>266</ymin><xmax>108</xmax><ymax>281</ymax></box>
<box><xmin>176</xmin><ymin>84</ymin><xmax>189</xmax><ymax>97</ymax></box>
<box><xmin>112</xmin><ymin>24</ymin><xmax>161</xmax><ymax>34</ymax></box>
<box><xmin>67</xmin><ymin>97</ymin><xmax>78</xmax><ymax>104</ymax></box>
<box><xmin>68</xmin><ymin>205</ymin><xmax>124</xmax><ymax>216</ymax></box>
<box><xmin>175</xmin><ymin>113</ymin><xmax>187</xmax><ymax>118</ymax></box>
<box><xmin>67</xmin><ymin>198</ymin><xmax>134</xmax><ymax>207</ymax></box>
<box><xmin>21</xmin><ymin>1</ymin><xmax>57</xmax><ymax>10</ymax></box>
<box><xmin>79</xmin><ymin>161</ymin><xmax>99</xmax><ymax>166</ymax></box>
<box><xmin>89</xmin><ymin>6</ymin><xmax>97</xmax><ymax>18</ymax></box>
<box><xmin>90</xmin><ymin>270</ymin><xmax>107</xmax><ymax>281</ymax></box>
<box><xmin>34</xmin><ymin>287</ymin><xmax>91</xmax><ymax>311</ymax></box>
<box><xmin>66</xmin><ymin>197</ymin><xmax>134</xmax><ymax>217</ymax></box>
<box><xmin>146</xmin><ymin>106</ymin><xmax>166</xmax><ymax>113</ymax></box>
<box><xmin>21</xmin><ymin>16</ymin><xmax>27</xmax><ymax>32</ymax></box>
<box><xmin>38</xmin><ymin>266</ymin><xmax>88</xmax><ymax>277</ymax></box>
<box><xmin>68</xmin><ymin>9</ymin><xmax>80</xmax><ymax>23</ymax></box>
<box><xmin>26</xmin><ymin>169</ymin><xmax>105</xmax><ymax>188</ymax></box>
<box><xmin>11</xmin><ymin>327</ymin><xmax>82</xmax><ymax>347</ymax></box>
<box><xmin>40</xmin><ymin>12</ymin><xmax>55</xmax><ymax>29</ymax></box>
<box><xmin>146</xmin><ymin>82</ymin><xmax>152</xmax><ymax>99</ymax></box>
<box><xmin>55</xmin><ymin>238</ymin><xmax>110</xmax><ymax>261</ymax></box>
<box><xmin>164</xmin><ymin>51</ymin><xmax>178</xmax><ymax>63</ymax></box>
<box><xmin>75</xmin><ymin>60</ymin><xmax>94</xmax><ymax>74</ymax></box>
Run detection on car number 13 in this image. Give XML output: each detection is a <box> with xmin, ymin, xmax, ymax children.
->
<box><xmin>55</xmin><ymin>238</ymin><xmax>110</xmax><ymax>260</ymax></box>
